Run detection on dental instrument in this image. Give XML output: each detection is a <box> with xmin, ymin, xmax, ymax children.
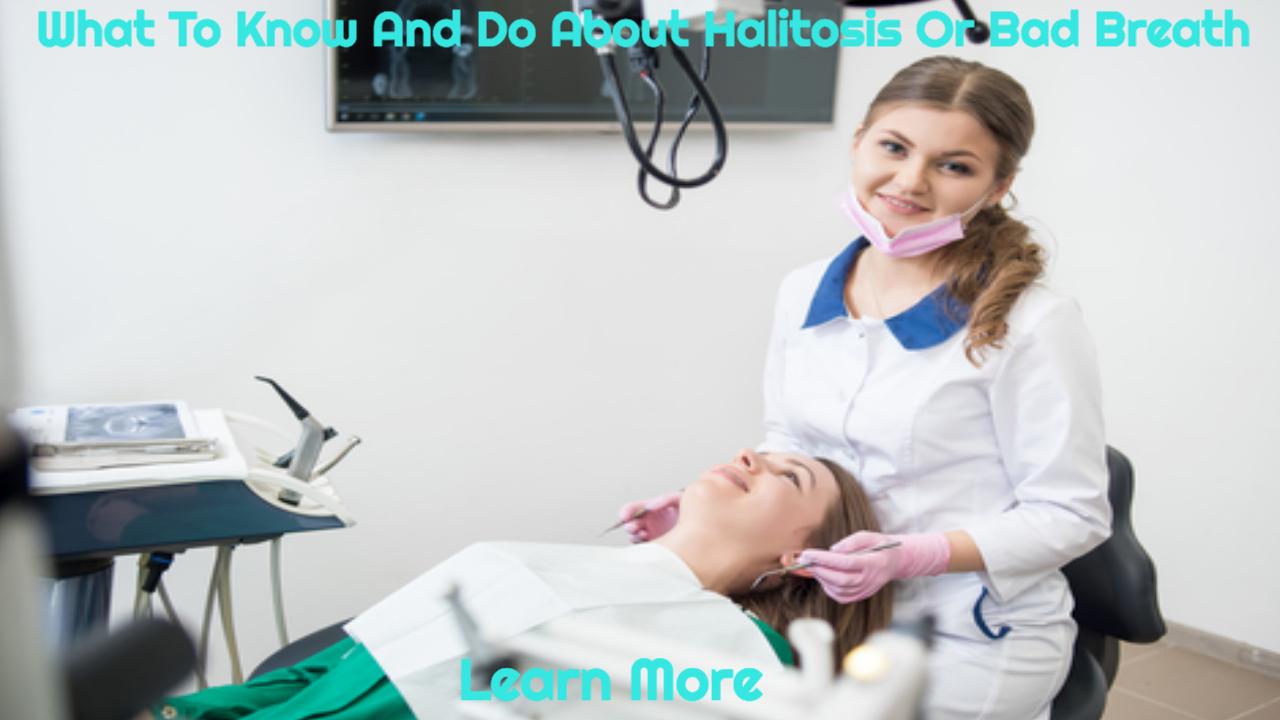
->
<box><xmin>255</xmin><ymin>376</ymin><xmax>330</xmax><ymax>505</ymax></box>
<box><xmin>272</xmin><ymin>427</ymin><xmax>337</xmax><ymax>470</ymax></box>
<box><xmin>601</xmin><ymin>488</ymin><xmax>684</xmax><ymax>536</ymax></box>
<box><xmin>748</xmin><ymin>540</ymin><xmax>902</xmax><ymax>591</ymax></box>
<box><xmin>312</xmin><ymin>436</ymin><xmax>362</xmax><ymax>479</ymax></box>
<box><xmin>599</xmin><ymin>506</ymin><xmax>650</xmax><ymax>536</ymax></box>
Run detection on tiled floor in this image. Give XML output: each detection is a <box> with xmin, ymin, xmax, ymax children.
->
<box><xmin>1104</xmin><ymin>642</ymin><xmax>1280</xmax><ymax>720</ymax></box>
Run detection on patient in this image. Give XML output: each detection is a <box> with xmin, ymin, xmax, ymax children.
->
<box><xmin>150</xmin><ymin>449</ymin><xmax>890</xmax><ymax>719</ymax></box>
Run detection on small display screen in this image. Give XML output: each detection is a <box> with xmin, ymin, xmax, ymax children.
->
<box><xmin>330</xmin><ymin>0</ymin><xmax>841</xmax><ymax>128</ymax></box>
<box><xmin>65</xmin><ymin>404</ymin><xmax>186</xmax><ymax>443</ymax></box>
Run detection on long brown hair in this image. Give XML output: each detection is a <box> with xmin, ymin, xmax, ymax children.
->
<box><xmin>733</xmin><ymin>458</ymin><xmax>892</xmax><ymax>666</ymax></box>
<box><xmin>862</xmin><ymin>55</ymin><xmax>1043</xmax><ymax>366</ymax></box>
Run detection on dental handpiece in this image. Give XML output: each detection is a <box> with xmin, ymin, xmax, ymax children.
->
<box><xmin>749</xmin><ymin>540</ymin><xmax>903</xmax><ymax>591</ymax></box>
<box><xmin>273</xmin><ymin>427</ymin><xmax>338</xmax><ymax>470</ymax></box>
<box><xmin>312</xmin><ymin>436</ymin><xmax>362</xmax><ymax>479</ymax></box>
<box><xmin>256</xmin><ymin>376</ymin><xmax>327</xmax><ymax>505</ymax></box>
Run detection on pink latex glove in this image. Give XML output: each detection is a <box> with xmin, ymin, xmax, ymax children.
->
<box><xmin>799</xmin><ymin>531</ymin><xmax>951</xmax><ymax>604</ymax></box>
<box><xmin>617</xmin><ymin>491</ymin><xmax>682</xmax><ymax>544</ymax></box>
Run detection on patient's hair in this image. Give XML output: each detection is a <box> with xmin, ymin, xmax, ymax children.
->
<box><xmin>733</xmin><ymin>458</ymin><xmax>893</xmax><ymax>666</ymax></box>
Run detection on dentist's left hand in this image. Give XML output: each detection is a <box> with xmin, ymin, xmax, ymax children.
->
<box><xmin>800</xmin><ymin>531</ymin><xmax>952</xmax><ymax>603</ymax></box>
<box><xmin>617</xmin><ymin>491</ymin><xmax>682</xmax><ymax>543</ymax></box>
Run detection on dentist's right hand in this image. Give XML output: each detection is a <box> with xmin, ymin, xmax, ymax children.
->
<box><xmin>617</xmin><ymin>491</ymin><xmax>683</xmax><ymax>543</ymax></box>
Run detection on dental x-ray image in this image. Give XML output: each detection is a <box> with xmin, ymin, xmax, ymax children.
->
<box><xmin>375</xmin><ymin>0</ymin><xmax>479</xmax><ymax>102</ymax></box>
<box><xmin>65</xmin><ymin>403</ymin><xmax>187</xmax><ymax>443</ymax></box>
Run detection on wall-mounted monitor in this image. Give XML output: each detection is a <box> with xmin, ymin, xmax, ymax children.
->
<box><xmin>326</xmin><ymin>0</ymin><xmax>842</xmax><ymax>131</ymax></box>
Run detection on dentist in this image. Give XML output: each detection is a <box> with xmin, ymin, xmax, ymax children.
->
<box><xmin>621</xmin><ymin>56</ymin><xmax>1112</xmax><ymax>719</ymax></box>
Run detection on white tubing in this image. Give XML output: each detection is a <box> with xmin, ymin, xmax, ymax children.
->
<box><xmin>157</xmin><ymin>578</ymin><xmax>180</xmax><ymax>625</ymax></box>
<box><xmin>271</xmin><ymin>537</ymin><xmax>289</xmax><ymax>647</ymax></box>
<box><xmin>196</xmin><ymin>548</ymin><xmax>223</xmax><ymax>690</ymax></box>
<box><xmin>244</xmin><ymin>467</ymin><xmax>355</xmax><ymax>525</ymax></box>
<box><xmin>133</xmin><ymin>556</ymin><xmax>147</xmax><ymax>619</ymax></box>
<box><xmin>222</xmin><ymin>410</ymin><xmax>294</xmax><ymax>446</ymax></box>
<box><xmin>223</xmin><ymin>409</ymin><xmax>295</xmax><ymax>474</ymax></box>
<box><xmin>218</xmin><ymin>546</ymin><xmax>243</xmax><ymax>684</ymax></box>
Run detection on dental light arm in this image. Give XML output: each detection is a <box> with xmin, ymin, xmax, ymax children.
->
<box><xmin>584</xmin><ymin>0</ymin><xmax>990</xmax><ymax>210</ymax></box>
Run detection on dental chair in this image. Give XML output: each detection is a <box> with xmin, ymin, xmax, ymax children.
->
<box><xmin>1050</xmin><ymin>446</ymin><xmax>1166</xmax><ymax>720</ymax></box>
<box><xmin>251</xmin><ymin>618</ymin><xmax>350</xmax><ymax>679</ymax></box>
<box><xmin>252</xmin><ymin>446</ymin><xmax>1168</xmax><ymax>720</ymax></box>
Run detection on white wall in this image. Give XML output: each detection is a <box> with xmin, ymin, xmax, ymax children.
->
<box><xmin>2</xmin><ymin>0</ymin><xmax>1276</xmax><ymax>687</ymax></box>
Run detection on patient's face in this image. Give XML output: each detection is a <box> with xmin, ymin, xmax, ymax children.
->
<box><xmin>681</xmin><ymin>449</ymin><xmax>840</xmax><ymax>560</ymax></box>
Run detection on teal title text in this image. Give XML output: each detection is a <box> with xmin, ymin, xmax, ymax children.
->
<box><xmin>457</xmin><ymin>656</ymin><xmax>765</xmax><ymax>703</ymax></box>
<box><xmin>37</xmin><ymin>9</ymin><xmax>1250</xmax><ymax>50</ymax></box>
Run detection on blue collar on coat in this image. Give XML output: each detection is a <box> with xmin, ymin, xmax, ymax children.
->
<box><xmin>801</xmin><ymin>237</ymin><xmax>970</xmax><ymax>350</ymax></box>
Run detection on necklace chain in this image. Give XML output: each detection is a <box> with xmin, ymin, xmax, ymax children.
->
<box><xmin>865</xmin><ymin>257</ymin><xmax>886</xmax><ymax>319</ymax></box>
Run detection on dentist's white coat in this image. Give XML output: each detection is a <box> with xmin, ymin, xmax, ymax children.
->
<box><xmin>760</xmin><ymin>239</ymin><xmax>1112</xmax><ymax>720</ymax></box>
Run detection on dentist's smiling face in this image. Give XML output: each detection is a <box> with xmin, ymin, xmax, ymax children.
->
<box><xmin>851</xmin><ymin>104</ymin><xmax>1010</xmax><ymax>238</ymax></box>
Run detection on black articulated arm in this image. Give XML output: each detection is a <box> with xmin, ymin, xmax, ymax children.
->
<box><xmin>842</xmin><ymin>0</ymin><xmax>990</xmax><ymax>43</ymax></box>
<box><xmin>586</xmin><ymin>0</ymin><xmax>989</xmax><ymax>209</ymax></box>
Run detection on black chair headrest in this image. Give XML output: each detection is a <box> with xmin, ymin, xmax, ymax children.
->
<box><xmin>1</xmin><ymin>424</ymin><xmax>28</xmax><ymax>509</ymax></box>
<box><xmin>1061</xmin><ymin>447</ymin><xmax>1166</xmax><ymax>643</ymax></box>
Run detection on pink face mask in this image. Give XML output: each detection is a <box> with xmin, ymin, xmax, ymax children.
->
<box><xmin>840</xmin><ymin>185</ymin><xmax>993</xmax><ymax>259</ymax></box>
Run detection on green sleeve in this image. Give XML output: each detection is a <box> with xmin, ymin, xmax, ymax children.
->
<box><xmin>151</xmin><ymin>637</ymin><xmax>412</xmax><ymax>720</ymax></box>
<box><xmin>747</xmin><ymin>615</ymin><xmax>796</xmax><ymax>666</ymax></box>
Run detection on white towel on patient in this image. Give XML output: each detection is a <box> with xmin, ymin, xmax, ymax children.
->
<box><xmin>345</xmin><ymin>541</ymin><xmax>782</xmax><ymax>718</ymax></box>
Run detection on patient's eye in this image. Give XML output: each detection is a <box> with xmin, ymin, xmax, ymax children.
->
<box><xmin>784</xmin><ymin>471</ymin><xmax>800</xmax><ymax>490</ymax></box>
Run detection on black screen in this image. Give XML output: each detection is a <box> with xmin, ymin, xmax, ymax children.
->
<box><xmin>331</xmin><ymin>0</ymin><xmax>841</xmax><ymax>127</ymax></box>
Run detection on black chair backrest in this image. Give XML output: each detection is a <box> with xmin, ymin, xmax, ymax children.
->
<box><xmin>1061</xmin><ymin>447</ymin><xmax>1165</xmax><ymax>643</ymax></box>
